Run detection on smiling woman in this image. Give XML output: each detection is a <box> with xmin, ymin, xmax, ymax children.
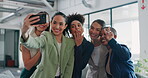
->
<box><xmin>20</xmin><ymin>12</ymin><xmax>50</xmax><ymax>78</ymax></box>
<box><xmin>20</xmin><ymin>12</ymin><xmax>75</xmax><ymax>78</ymax></box>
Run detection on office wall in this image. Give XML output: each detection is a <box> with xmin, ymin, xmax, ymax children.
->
<box><xmin>58</xmin><ymin>0</ymin><xmax>137</xmax><ymax>15</ymax></box>
<box><xmin>58</xmin><ymin>0</ymin><xmax>148</xmax><ymax>59</ymax></box>
<box><xmin>138</xmin><ymin>0</ymin><xmax>148</xmax><ymax>59</ymax></box>
<box><xmin>0</xmin><ymin>33</ymin><xmax>4</xmax><ymax>61</ymax></box>
<box><xmin>5</xmin><ymin>30</ymin><xmax>15</xmax><ymax>60</ymax></box>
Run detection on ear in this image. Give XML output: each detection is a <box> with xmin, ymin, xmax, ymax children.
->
<box><xmin>114</xmin><ymin>35</ymin><xmax>117</xmax><ymax>39</ymax></box>
<box><xmin>65</xmin><ymin>24</ymin><xmax>68</xmax><ymax>29</ymax></box>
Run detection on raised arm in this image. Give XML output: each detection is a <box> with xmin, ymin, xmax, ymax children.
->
<box><xmin>21</xmin><ymin>14</ymin><xmax>40</xmax><ymax>40</ymax></box>
<box><xmin>20</xmin><ymin>14</ymin><xmax>47</xmax><ymax>49</ymax></box>
<box><xmin>108</xmin><ymin>39</ymin><xmax>131</xmax><ymax>61</ymax></box>
<box><xmin>103</xmin><ymin>27</ymin><xmax>131</xmax><ymax>61</ymax></box>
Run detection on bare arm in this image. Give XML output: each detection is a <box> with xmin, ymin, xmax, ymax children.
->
<box><xmin>21</xmin><ymin>45</ymin><xmax>41</xmax><ymax>70</ymax></box>
<box><xmin>21</xmin><ymin>14</ymin><xmax>40</xmax><ymax>40</ymax></box>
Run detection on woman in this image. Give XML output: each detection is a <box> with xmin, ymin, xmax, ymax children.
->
<box><xmin>20</xmin><ymin>12</ymin><xmax>75</xmax><ymax>78</ymax></box>
<box><xmin>86</xmin><ymin>19</ymin><xmax>108</xmax><ymax>78</ymax></box>
<box><xmin>100</xmin><ymin>27</ymin><xmax>137</xmax><ymax>78</ymax></box>
<box><xmin>67</xmin><ymin>13</ymin><xmax>94</xmax><ymax>78</ymax></box>
<box><xmin>20</xmin><ymin>12</ymin><xmax>49</xmax><ymax>78</ymax></box>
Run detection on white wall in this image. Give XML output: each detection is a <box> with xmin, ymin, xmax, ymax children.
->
<box><xmin>3</xmin><ymin>0</ymin><xmax>148</xmax><ymax>67</ymax></box>
<box><xmin>58</xmin><ymin>0</ymin><xmax>148</xmax><ymax>59</ymax></box>
<box><xmin>58</xmin><ymin>0</ymin><xmax>137</xmax><ymax>15</ymax></box>
<box><xmin>138</xmin><ymin>0</ymin><xmax>148</xmax><ymax>59</ymax></box>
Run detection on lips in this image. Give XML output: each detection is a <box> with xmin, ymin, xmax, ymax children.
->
<box><xmin>90</xmin><ymin>33</ymin><xmax>97</xmax><ymax>38</ymax></box>
<box><xmin>101</xmin><ymin>39</ymin><xmax>106</xmax><ymax>43</ymax></box>
<box><xmin>39</xmin><ymin>26</ymin><xmax>46</xmax><ymax>28</ymax></box>
<box><xmin>53</xmin><ymin>29</ymin><xmax>60</xmax><ymax>33</ymax></box>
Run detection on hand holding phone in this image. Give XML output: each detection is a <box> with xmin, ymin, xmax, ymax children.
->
<box><xmin>29</xmin><ymin>12</ymin><xmax>49</xmax><ymax>25</ymax></box>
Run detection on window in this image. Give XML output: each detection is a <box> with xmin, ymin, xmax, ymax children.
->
<box><xmin>84</xmin><ymin>2</ymin><xmax>139</xmax><ymax>61</ymax></box>
<box><xmin>112</xmin><ymin>3</ymin><xmax>139</xmax><ymax>61</ymax></box>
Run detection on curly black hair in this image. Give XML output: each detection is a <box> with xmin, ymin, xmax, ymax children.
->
<box><xmin>67</xmin><ymin>13</ymin><xmax>85</xmax><ymax>30</ymax></box>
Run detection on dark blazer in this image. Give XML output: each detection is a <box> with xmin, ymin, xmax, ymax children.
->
<box><xmin>106</xmin><ymin>38</ymin><xmax>137</xmax><ymax>78</ymax></box>
<box><xmin>72</xmin><ymin>38</ymin><xmax>94</xmax><ymax>78</ymax></box>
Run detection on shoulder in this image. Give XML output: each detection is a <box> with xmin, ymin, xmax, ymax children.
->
<box><xmin>83</xmin><ymin>38</ymin><xmax>94</xmax><ymax>47</ymax></box>
<box><xmin>41</xmin><ymin>31</ymin><xmax>52</xmax><ymax>38</ymax></box>
<box><xmin>41</xmin><ymin>31</ymin><xmax>51</xmax><ymax>35</ymax></box>
<box><xmin>64</xmin><ymin>37</ymin><xmax>75</xmax><ymax>46</ymax></box>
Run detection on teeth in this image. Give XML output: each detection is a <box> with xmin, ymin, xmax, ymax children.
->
<box><xmin>40</xmin><ymin>26</ymin><xmax>44</xmax><ymax>27</ymax></box>
<box><xmin>102</xmin><ymin>40</ymin><xmax>106</xmax><ymax>42</ymax></box>
<box><xmin>91</xmin><ymin>34</ymin><xmax>96</xmax><ymax>37</ymax></box>
<box><xmin>55</xmin><ymin>30</ymin><xmax>59</xmax><ymax>32</ymax></box>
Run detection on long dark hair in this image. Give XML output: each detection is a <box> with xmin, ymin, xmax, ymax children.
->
<box><xmin>51</xmin><ymin>12</ymin><xmax>68</xmax><ymax>36</ymax></box>
<box><xmin>91</xmin><ymin>19</ymin><xmax>105</xmax><ymax>28</ymax></box>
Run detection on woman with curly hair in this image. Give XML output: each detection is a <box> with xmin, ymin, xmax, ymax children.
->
<box><xmin>67</xmin><ymin>13</ymin><xmax>94</xmax><ymax>78</ymax></box>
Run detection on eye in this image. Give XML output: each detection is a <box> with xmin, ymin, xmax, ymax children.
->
<box><xmin>91</xmin><ymin>26</ymin><xmax>94</xmax><ymax>29</ymax></box>
<box><xmin>71</xmin><ymin>24</ymin><xmax>75</xmax><ymax>28</ymax></box>
<box><xmin>59</xmin><ymin>22</ymin><xmax>63</xmax><ymax>26</ymax></box>
<box><xmin>53</xmin><ymin>21</ymin><xmax>56</xmax><ymax>24</ymax></box>
<box><xmin>96</xmin><ymin>29</ymin><xmax>101</xmax><ymax>32</ymax></box>
<box><xmin>78</xmin><ymin>24</ymin><xmax>82</xmax><ymax>27</ymax></box>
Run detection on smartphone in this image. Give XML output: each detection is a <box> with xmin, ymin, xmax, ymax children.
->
<box><xmin>29</xmin><ymin>13</ymin><xmax>48</xmax><ymax>25</ymax></box>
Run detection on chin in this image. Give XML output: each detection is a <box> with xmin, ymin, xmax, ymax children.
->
<box><xmin>91</xmin><ymin>37</ymin><xmax>96</xmax><ymax>40</ymax></box>
<box><xmin>101</xmin><ymin>41</ymin><xmax>106</xmax><ymax>45</ymax></box>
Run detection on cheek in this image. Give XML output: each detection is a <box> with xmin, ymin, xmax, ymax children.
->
<box><xmin>81</xmin><ymin>28</ymin><xmax>84</xmax><ymax>33</ymax></box>
<box><xmin>97</xmin><ymin>32</ymin><xmax>100</xmax><ymax>36</ymax></box>
<box><xmin>89</xmin><ymin>29</ymin><xmax>92</xmax><ymax>34</ymax></box>
<box><xmin>70</xmin><ymin>28</ymin><xmax>76</xmax><ymax>32</ymax></box>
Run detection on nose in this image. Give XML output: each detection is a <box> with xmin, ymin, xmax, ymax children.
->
<box><xmin>91</xmin><ymin>29</ymin><xmax>96</xmax><ymax>34</ymax></box>
<box><xmin>55</xmin><ymin>24</ymin><xmax>59</xmax><ymax>29</ymax></box>
<box><xmin>101</xmin><ymin>34</ymin><xmax>105</xmax><ymax>38</ymax></box>
<box><xmin>76</xmin><ymin>25</ymin><xmax>79</xmax><ymax>30</ymax></box>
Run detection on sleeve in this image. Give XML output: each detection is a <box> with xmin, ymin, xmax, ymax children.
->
<box><xmin>81</xmin><ymin>43</ymin><xmax>94</xmax><ymax>69</ymax></box>
<box><xmin>20</xmin><ymin>32</ymin><xmax>47</xmax><ymax>49</ymax></box>
<box><xmin>108</xmin><ymin>38</ymin><xmax>131</xmax><ymax>61</ymax></box>
<box><xmin>74</xmin><ymin>44</ymin><xmax>83</xmax><ymax>66</ymax></box>
<box><xmin>63</xmin><ymin>45</ymin><xmax>74</xmax><ymax>78</ymax></box>
<box><xmin>74</xmin><ymin>40</ymin><xmax>94</xmax><ymax>70</ymax></box>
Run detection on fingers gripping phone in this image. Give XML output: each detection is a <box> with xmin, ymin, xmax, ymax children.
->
<box><xmin>29</xmin><ymin>12</ymin><xmax>49</xmax><ymax>25</ymax></box>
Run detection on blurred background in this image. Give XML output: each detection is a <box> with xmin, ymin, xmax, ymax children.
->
<box><xmin>0</xmin><ymin>0</ymin><xmax>148</xmax><ymax>78</ymax></box>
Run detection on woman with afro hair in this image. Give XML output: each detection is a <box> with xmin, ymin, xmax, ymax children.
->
<box><xmin>67</xmin><ymin>13</ymin><xmax>94</xmax><ymax>78</ymax></box>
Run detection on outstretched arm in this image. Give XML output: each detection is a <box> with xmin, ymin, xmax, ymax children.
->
<box><xmin>21</xmin><ymin>14</ymin><xmax>40</xmax><ymax>41</ymax></box>
<box><xmin>20</xmin><ymin>14</ymin><xmax>47</xmax><ymax>49</ymax></box>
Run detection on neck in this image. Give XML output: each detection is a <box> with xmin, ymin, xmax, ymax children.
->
<box><xmin>55</xmin><ymin>34</ymin><xmax>62</xmax><ymax>43</ymax></box>
<box><xmin>35</xmin><ymin>30</ymin><xmax>42</xmax><ymax>36</ymax></box>
<box><xmin>91</xmin><ymin>39</ymin><xmax>101</xmax><ymax>47</ymax></box>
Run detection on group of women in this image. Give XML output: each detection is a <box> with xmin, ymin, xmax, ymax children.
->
<box><xmin>20</xmin><ymin>11</ymin><xmax>137</xmax><ymax>78</ymax></box>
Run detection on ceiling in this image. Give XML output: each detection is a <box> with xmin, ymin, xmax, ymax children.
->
<box><xmin>0</xmin><ymin>0</ymin><xmax>56</xmax><ymax>23</ymax></box>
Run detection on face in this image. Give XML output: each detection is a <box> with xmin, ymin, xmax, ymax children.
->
<box><xmin>51</xmin><ymin>15</ymin><xmax>67</xmax><ymax>36</ymax></box>
<box><xmin>100</xmin><ymin>29</ymin><xmax>108</xmax><ymax>46</ymax></box>
<box><xmin>36</xmin><ymin>23</ymin><xmax>49</xmax><ymax>32</ymax></box>
<box><xmin>70</xmin><ymin>20</ymin><xmax>84</xmax><ymax>36</ymax></box>
<box><xmin>89</xmin><ymin>22</ymin><xmax>102</xmax><ymax>40</ymax></box>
